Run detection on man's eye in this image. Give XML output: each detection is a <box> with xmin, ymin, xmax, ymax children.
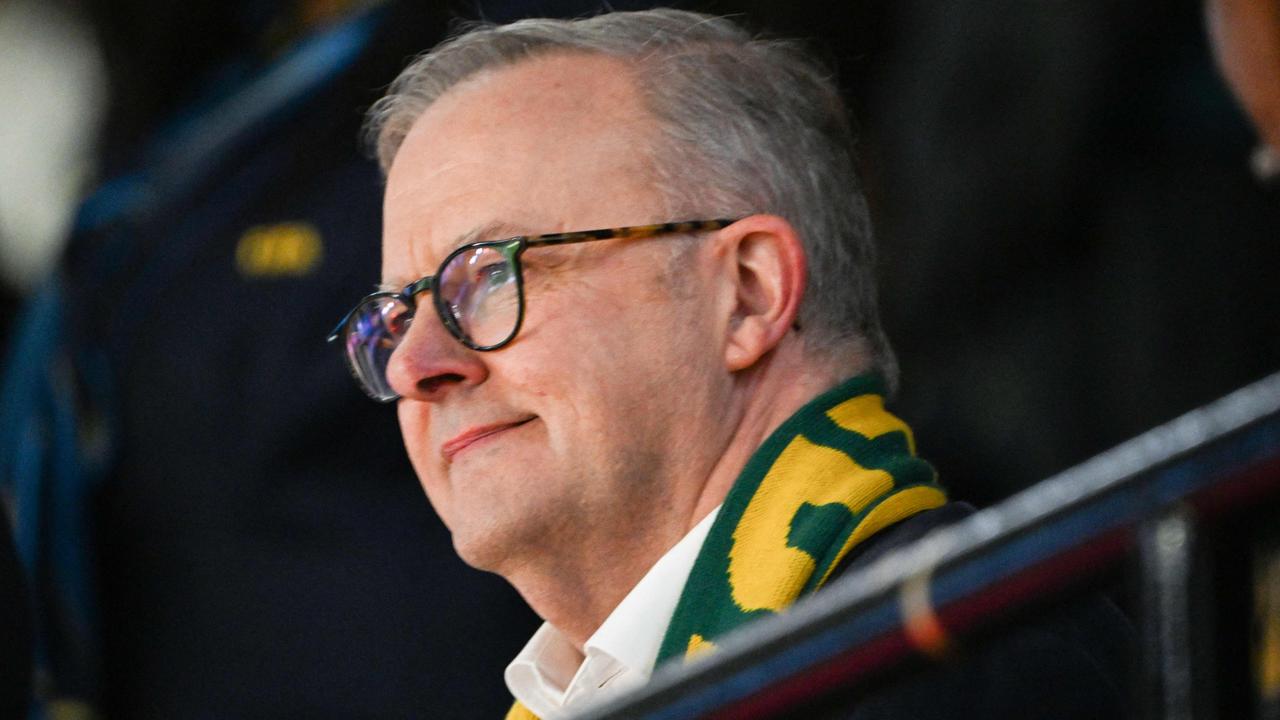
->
<box><xmin>385</xmin><ymin>307</ymin><xmax>413</xmax><ymax>336</ymax></box>
<box><xmin>477</xmin><ymin>262</ymin><xmax>511</xmax><ymax>286</ymax></box>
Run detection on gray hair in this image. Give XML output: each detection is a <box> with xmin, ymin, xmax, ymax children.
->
<box><xmin>366</xmin><ymin>8</ymin><xmax>898</xmax><ymax>391</ymax></box>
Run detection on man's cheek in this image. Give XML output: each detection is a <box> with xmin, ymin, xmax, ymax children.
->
<box><xmin>397</xmin><ymin>411</ymin><xmax>436</xmax><ymax>475</ymax></box>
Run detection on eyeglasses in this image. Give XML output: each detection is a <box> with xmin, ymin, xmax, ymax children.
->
<box><xmin>328</xmin><ymin>219</ymin><xmax>739</xmax><ymax>402</ymax></box>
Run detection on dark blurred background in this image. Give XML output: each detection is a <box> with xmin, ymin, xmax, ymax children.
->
<box><xmin>0</xmin><ymin>0</ymin><xmax>1276</xmax><ymax>717</ymax></box>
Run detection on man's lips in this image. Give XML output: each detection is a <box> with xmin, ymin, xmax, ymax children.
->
<box><xmin>441</xmin><ymin>417</ymin><xmax>536</xmax><ymax>462</ymax></box>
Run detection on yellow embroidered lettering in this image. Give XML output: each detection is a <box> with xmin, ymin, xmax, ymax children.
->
<box><xmin>235</xmin><ymin>222</ymin><xmax>323</xmax><ymax>278</ymax></box>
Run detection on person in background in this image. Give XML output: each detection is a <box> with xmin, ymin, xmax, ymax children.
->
<box><xmin>1</xmin><ymin>1</ymin><xmax>539</xmax><ymax>716</ymax></box>
<box><xmin>1206</xmin><ymin>0</ymin><xmax>1280</xmax><ymax>184</ymax></box>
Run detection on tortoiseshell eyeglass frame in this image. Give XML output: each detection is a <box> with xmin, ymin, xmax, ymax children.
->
<box><xmin>327</xmin><ymin>219</ymin><xmax>739</xmax><ymax>398</ymax></box>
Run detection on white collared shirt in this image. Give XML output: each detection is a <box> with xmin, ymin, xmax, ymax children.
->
<box><xmin>504</xmin><ymin>507</ymin><xmax>721</xmax><ymax>719</ymax></box>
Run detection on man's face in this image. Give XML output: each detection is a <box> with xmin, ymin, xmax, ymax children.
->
<box><xmin>381</xmin><ymin>53</ymin><xmax>733</xmax><ymax>573</ymax></box>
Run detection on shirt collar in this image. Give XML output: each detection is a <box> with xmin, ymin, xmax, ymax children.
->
<box><xmin>504</xmin><ymin>507</ymin><xmax>720</xmax><ymax>719</ymax></box>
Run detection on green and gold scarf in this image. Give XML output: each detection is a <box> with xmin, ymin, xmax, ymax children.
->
<box><xmin>506</xmin><ymin>373</ymin><xmax>946</xmax><ymax>720</ymax></box>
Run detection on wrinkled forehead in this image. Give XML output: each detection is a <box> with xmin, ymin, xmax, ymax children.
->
<box><xmin>381</xmin><ymin>52</ymin><xmax>666</xmax><ymax>281</ymax></box>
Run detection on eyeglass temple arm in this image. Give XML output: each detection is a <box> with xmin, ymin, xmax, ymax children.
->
<box><xmin>520</xmin><ymin>219</ymin><xmax>738</xmax><ymax>250</ymax></box>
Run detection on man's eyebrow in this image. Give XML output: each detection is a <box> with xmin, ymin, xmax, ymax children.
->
<box><xmin>377</xmin><ymin>220</ymin><xmax>534</xmax><ymax>292</ymax></box>
<box><xmin>453</xmin><ymin>220</ymin><xmax>531</xmax><ymax>248</ymax></box>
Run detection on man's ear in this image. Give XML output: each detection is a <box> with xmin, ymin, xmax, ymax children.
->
<box><xmin>712</xmin><ymin>214</ymin><xmax>807</xmax><ymax>372</ymax></box>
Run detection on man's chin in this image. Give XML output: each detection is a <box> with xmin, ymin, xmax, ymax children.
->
<box><xmin>450</xmin><ymin>534</ymin><xmax>499</xmax><ymax>572</ymax></box>
<box><xmin>447</xmin><ymin>520</ymin><xmax>526</xmax><ymax>574</ymax></box>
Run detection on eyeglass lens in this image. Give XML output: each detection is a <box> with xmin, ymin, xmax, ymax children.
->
<box><xmin>437</xmin><ymin>244</ymin><xmax>521</xmax><ymax>348</ymax></box>
<box><xmin>344</xmin><ymin>296</ymin><xmax>410</xmax><ymax>401</ymax></box>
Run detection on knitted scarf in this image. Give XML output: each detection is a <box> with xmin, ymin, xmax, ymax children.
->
<box><xmin>506</xmin><ymin>373</ymin><xmax>946</xmax><ymax>720</ymax></box>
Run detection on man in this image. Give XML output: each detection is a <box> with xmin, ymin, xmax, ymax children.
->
<box><xmin>330</xmin><ymin>9</ymin><xmax>1129</xmax><ymax>718</ymax></box>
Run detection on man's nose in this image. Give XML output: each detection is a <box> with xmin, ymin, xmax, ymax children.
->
<box><xmin>384</xmin><ymin>310</ymin><xmax>488</xmax><ymax>402</ymax></box>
